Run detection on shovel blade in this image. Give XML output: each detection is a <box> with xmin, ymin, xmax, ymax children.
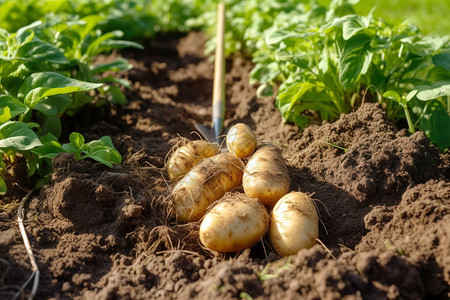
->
<box><xmin>194</xmin><ymin>123</ymin><xmax>224</xmax><ymax>145</ymax></box>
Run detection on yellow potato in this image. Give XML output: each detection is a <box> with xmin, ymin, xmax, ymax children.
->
<box><xmin>226</xmin><ymin>123</ymin><xmax>258</xmax><ymax>159</ymax></box>
<box><xmin>243</xmin><ymin>144</ymin><xmax>290</xmax><ymax>206</ymax></box>
<box><xmin>199</xmin><ymin>193</ymin><xmax>269</xmax><ymax>253</ymax></box>
<box><xmin>270</xmin><ymin>192</ymin><xmax>319</xmax><ymax>256</ymax></box>
<box><xmin>166</xmin><ymin>139</ymin><xmax>219</xmax><ymax>180</ymax></box>
<box><xmin>171</xmin><ymin>152</ymin><xmax>243</xmax><ymax>222</ymax></box>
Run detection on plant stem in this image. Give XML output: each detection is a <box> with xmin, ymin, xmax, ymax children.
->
<box><xmin>16</xmin><ymin>189</ymin><xmax>39</xmax><ymax>300</ymax></box>
<box><xmin>413</xmin><ymin>101</ymin><xmax>430</xmax><ymax>128</ymax></box>
<box><xmin>402</xmin><ymin>102</ymin><xmax>415</xmax><ymax>134</ymax></box>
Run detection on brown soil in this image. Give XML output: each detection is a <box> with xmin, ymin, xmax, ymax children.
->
<box><xmin>1</xmin><ymin>32</ymin><xmax>449</xmax><ymax>300</ymax></box>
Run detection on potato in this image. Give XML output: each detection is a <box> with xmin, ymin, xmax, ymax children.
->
<box><xmin>166</xmin><ymin>139</ymin><xmax>219</xmax><ymax>180</ymax></box>
<box><xmin>242</xmin><ymin>144</ymin><xmax>290</xmax><ymax>206</ymax></box>
<box><xmin>171</xmin><ymin>152</ymin><xmax>243</xmax><ymax>222</ymax></box>
<box><xmin>226</xmin><ymin>123</ymin><xmax>258</xmax><ymax>159</ymax></box>
<box><xmin>199</xmin><ymin>193</ymin><xmax>269</xmax><ymax>253</ymax></box>
<box><xmin>270</xmin><ymin>192</ymin><xmax>319</xmax><ymax>256</ymax></box>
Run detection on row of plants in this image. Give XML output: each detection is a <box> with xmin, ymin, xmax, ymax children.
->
<box><xmin>0</xmin><ymin>11</ymin><xmax>146</xmax><ymax>194</ymax></box>
<box><xmin>189</xmin><ymin>0</ymin><xmax>450</xmax><ymax>151</ymax></box>
<box><xmin>248</xmin><ymin>2</ymin><xmax>450</xmax><ymax>152</ymax></box>
<box><xmin>1</xmin><ymin>0</ymin><xmax>449</xmax><ymax>194</ymax></box>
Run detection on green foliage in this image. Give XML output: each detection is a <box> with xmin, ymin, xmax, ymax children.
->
<box><xmin>0</xmin><ymin>16</ymin><xmax>140</xmax><ymax>193</ymax></box>
<box><xmin>62</xmin><ymin>132</ymin><xmax>122</xmax><ymax>168</ymax></box>
<box><xmin>244</xmin><ymin>0</ymin><xmax>450</xmax><ymax>151</ymax></box>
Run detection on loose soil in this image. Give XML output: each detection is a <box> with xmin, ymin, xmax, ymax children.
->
<box><xmin>1</xmin><ymin>32</ymin><xmax>449</xmax><ymax>300</ymax></box>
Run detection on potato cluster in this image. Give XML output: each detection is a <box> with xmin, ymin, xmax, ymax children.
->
<box><xmin>165</xmin><ymin>123</ymin><xmax>319</xmax><ymax>256</ymax></box>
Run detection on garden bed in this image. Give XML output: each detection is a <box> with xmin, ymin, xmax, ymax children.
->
<box><xmin>1</xmin><ymin>32</ymin><xmax>449</xmax><ymax>299</ymax></box>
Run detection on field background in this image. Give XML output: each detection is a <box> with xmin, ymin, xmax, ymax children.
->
<box><xmin>351</xmin><ymin>0</ymin><xmax>450</xmax><ymax>35</ymax></box>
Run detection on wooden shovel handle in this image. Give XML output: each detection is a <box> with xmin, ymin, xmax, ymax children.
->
<box><xmin>212</xmin><ymin>2</ymin><xmax>225</xmax><ymax>139</ymax></box>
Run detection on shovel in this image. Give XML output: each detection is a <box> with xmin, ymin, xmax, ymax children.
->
<box><xmin>195</xmin><ymin>2</ymin><xmax>226</xmax><ymax>145</ymax></box>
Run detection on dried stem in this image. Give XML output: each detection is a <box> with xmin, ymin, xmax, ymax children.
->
<box><xmin>13</xmin><ymin>190</ymin><xmax>39</xmax><ymax>300</ymax></box>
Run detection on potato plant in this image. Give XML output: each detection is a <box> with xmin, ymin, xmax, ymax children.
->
<box><xmin>0</xmin><ymin>17</ymin><xmax>143</xmax><ymax>194</ymax></box>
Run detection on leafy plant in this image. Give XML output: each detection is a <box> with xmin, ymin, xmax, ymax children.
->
<box><xmin>62</xmin><ymin>132</ymin><xmax>122</xmax><ymax>167</ymax></box>
<box><xmin>0</xmin><ymin>17</ymin><xmax>140</xmax><ymax>194</ymax></box>
<box><xmin>249</xmin><ymin>0</ymin><xmax>450</xmax><ymax>151</ymax></box>
<box><xmin>0</xmin><ymin>71</ymin><xmax>123</xmax><ymax>195</ymax></box>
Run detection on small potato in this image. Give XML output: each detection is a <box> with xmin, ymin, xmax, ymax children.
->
<box><xmin>226</xmin><ymin>123</ymin><xmax>258</xmax><ymax>159</ymax></box>
<box><xmin>166</xmin><ymin>140</ymin><xmax>219</xmax><ymax>180</ymax></box>
<box><xmin>270</xmin><ymin>192</ymin><xmax>319</xmax><ymax>256</ymax></box>
<box><xmin>172</xmin><ymin>152</ymin><xmax>243</xmax><ymax>222</ymax></box>
<box><xmin>243</xmin><ymin>144</ymin><xmax>290</xmax><ymax>206</ymax></box>
<box><xmin>199</xmin><ymin>193</ymin><xmax>269</xmax><ymax>253</ymax></box>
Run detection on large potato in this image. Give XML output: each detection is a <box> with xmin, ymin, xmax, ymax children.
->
<box><xmin>166</xmin><ymin>139</ymin><xmax>219</xmax><ymax>180</ymax></box>
<box><xmin>270</xmin><ymin>192</ymin><xmax>319</xmax><ymax>256</ymax></box>
<box><xmin>171</xmin><ymin>152</ymin><xmax>243</xmax><ymax>222</ymax></box>
<box><xmin>226</xmin><ymin>123</ymin><xmax>258</xmax><ymax>159</ymax></box>
<box><xmin>243</xmin><ymin>144</ymin><xmax>290</xmax><ymax>206</ymax></box>
<box><xmin>199</xmin><ymin>193</ymin><xmax>269</xmax><ymax>253</ymax></box>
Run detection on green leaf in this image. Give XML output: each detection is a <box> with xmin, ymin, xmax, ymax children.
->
<box><xmin>287</xmin><ymin>81</ymin><xmax>316</xmax><ymax>114</ymax></box>
<box><xmin>265</xmin><ymin>30</ymin><xmax>304</xmax><ymax>46</ymax></box>
<box><xmin>0</xmin><ymin>107</ymin><xmax>11</xmax><ymax>123</ymax></box>
<box><xmin>404</xmin><ymin>36</ymin><xmax>447</xmax><ymax>57</ymax></box>
<box><xmin>0</xmin><ymin>95</ymin><xmax>26</xmax><ymax>119</ymax></box>
<box><xmin>420</xmin><ymin>100</ymin><xmax>450</xmax><ymax>151</ymax></box>
<box><xmin>0</xmin><ymin>121</ymin><xmax>42</xmax><ymax>151</ymax></box>
<box><xmin>339</xmin><ymin>34</ymin><xmax>372</xmax><ymax>90</ymax></box>
<box><xmin>41</xmin><ymin>114</ymin><xmax>62</xmax><ymax>137</ymax></box>
<box><xmin>432</xmin><ymin>52</ymin><xmax>450</xmax><ymax>71</ymax></box>
<box><xmin>406</xmin><ymin>90</ymin><xmax>418</xmax><ymax>101</ymax></box>
<box><xmin>339</xmin><ymin>49</ymin><xmax>372</xmax><ymax>90</ymax></box>
<box><xmin>86</xmin><ymin>30</ymin><xmax>123</xmax><ymax>57</ymax></box>
<box><xmin>18</xmin><ymin>72</ymin><xmax>103</xmax><ymax>108</ymax></box>
<box><xmin>413</xmin><ymin>81</ymin><xmax>450</xmax><ymax>101</ymax></box>
<box><xmin>69</xmin><ymin>135</ymin><xmax>122</xmax><ymax>168</ymax></box>
<box><xmin>276</xmin><ymin>82</ymin><xmax>315</xmax><ymax>122</ymax></box>
<box><xmin>96</xmin><ymin>39</ymin><xmax>144</xmax><ymax>52</ymax></box>
<box><xmin>90</xmin><ymin>58</ymin><xmax>133</xmax><ymax>74</ymax></box>
<box><xmin>83</xmin><ymin>143</ymin><xmax>122</xmax><ymax>168</ymax></box>
<box><xmin>0</xmin><ymin>58</ymin><xmax>21</xmax><ymax>77</ymax></box>
<box><xmin>32</xmin><ymin>140</ymin><xmax>64</xmax><ymax>158</ymax></box>
<box><xmin>99</xmin><ymin>76</ymin><xmax>132</xmax><ymax>89</ymax></box>
<box><xmin>16</xmin><ymin>21</ymin><xmax>41</xmax><ymax>43</ymax></box>
<box><xmin>383</xmin><ymin>91</ymin><xmax>402</xmax><ymax>103</ymax></box>
<box><xmin>0</xmin><ymin>176</ymin><xmax>6</xmax><ymax>195</ymax></box>
<box><xmin>69</xmin><ymin>132</ymin><xmax>85</xmax><ymax>149</ymax></box>
<box><xmin>33</xmin><ymin>95</ymin><xmax>72</xmax><ymax>116</ymax></box>
<box><xmin>342</xmin><ymin>15</ymin><xmax>371</xmax><ymax>40</ymax></box>
<box><xmin>106</xmin><ymin>85</ymin><xmax>127</xmax><ymax>105</ymax></box>
<box><xmin>17</xmin><ymin>40</ymin><xmax>69</xmax><ymax>65</ymax></box>
<box><xmin>0</xmin><ymin>76</ymin><xmax>23</xmax><ymax>96</ymax></box>
<box><xmin>62</xmin><ymin>143</ymin><xmax>78</xmax><ymax>154</ymax></box>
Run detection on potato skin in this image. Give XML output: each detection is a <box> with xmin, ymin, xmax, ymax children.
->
<box><xmin>199</xmin><ymin>193</ymin><xmax>269</xmax><ymax>253</ymax></box>
<box><xmin>270</xmin><ymin>192</ymin><xmax>319</xmax><ymax>256</ymax></box>
<box><xmin>226</xmin><ymin>123</ymin><xmax>258</xmax><ymax>159</ymax></box>
<box><xmin>166</xmin><ymin>140</ymin><xmax>219</xmax><ymax>180</ymax></box>
<box><xmin>243</xmin><ymin>144</ymin><xmax>290</xmax><ymax>206</ymax></box>
<box><xmin>171</xmin><ymin>152</ymin><xmax>243</xmax><ymax>222</ymax></box>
